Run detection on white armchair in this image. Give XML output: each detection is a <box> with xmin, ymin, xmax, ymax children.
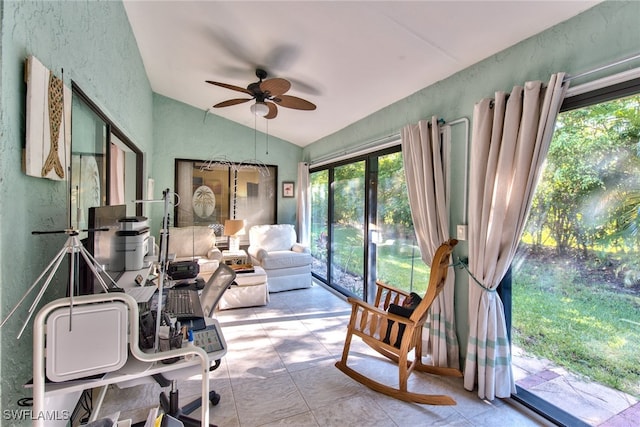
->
<box><xmin>168</xmin><ymin>226</ymin><xmax>222</xmax><ymax>276</ymax></box>
<box><xmin>248</xmin><ymin>224</ymin><xmax>312</xmax><ymax>292</ymax></box>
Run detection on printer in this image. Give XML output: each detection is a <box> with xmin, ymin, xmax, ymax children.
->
<box><xmin>114</xmin><ymin>216</ymin><xmax>150</xmax><ymax>271</ymax></box>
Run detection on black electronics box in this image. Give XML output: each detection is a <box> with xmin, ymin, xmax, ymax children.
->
<box><xmin>167</xmin><ymin>260</ymin><xmax>199</xmax><ymax>280</ymax></box>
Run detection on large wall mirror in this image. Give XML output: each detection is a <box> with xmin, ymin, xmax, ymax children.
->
<box><xmin>175</xmin><ymin>159</ymin><xmax>277</xmax><ymax>247</ymax></box>
<box><xmin>70</xmin><ymin>83</ymin><xmax>142</xmax><ymax>237</ymax></box>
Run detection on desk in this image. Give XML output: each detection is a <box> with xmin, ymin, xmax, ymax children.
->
<box><xmin>31</xmin><ymin>292</ymin><xmax>224</xmax><ymax>427</ymax></box>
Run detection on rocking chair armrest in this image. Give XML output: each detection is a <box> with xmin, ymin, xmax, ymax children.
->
<box><xmin>347</xmin><ymin>297</ymin><xmax>416</xmax><ymax>327</ymax></box>
<box><xmin>347</xmin><ymin>297</ymin><xmax>387</xmax><ymax>316</ymax></box>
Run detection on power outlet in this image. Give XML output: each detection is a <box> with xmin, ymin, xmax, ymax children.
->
<box><xmin>456</xmin><ymin>225</ymin><xmax>468</xmax><ymax>241</ymax></box>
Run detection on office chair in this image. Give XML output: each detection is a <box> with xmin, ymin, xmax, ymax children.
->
<box><xmin>157</xmin><ymin>264</ymin><xmax>236</xmax><ymax>427</ymax></box>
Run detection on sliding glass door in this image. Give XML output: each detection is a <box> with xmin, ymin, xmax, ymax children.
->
<box><xmin>310</xmin><ymin>147</ymin><xmax>421</xmax><ymax>301</ymax></box>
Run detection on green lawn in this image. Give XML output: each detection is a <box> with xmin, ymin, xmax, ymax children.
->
<box><xmin>376</xmin><ymin>244</ymin><xmax>430</xmax><ymax>294</ymax></box>
<box><xmin>512</xmin><ymin>259</ymin><xmax>640</xmax><ymax>398</ymax></box>
<box><xmin>320</xmin><ymin>225</ymin><xmax>430</xmax><ymax>294</ymax></box>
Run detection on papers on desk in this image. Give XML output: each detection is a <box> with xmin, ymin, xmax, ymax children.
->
<box><xmin>230</xmin><ymin>264</ymin><xmax>255</xmax><ymax>274</ymax></box>
<box><xmin>125</xmin><ymin>286</ymin><xmax>157</xmax><ymax>303</ymax></box>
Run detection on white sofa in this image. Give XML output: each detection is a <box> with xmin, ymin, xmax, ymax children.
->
<box><xmin>167</xmin><ymin>226</ymin><xmax>222</xmax><ymax>276</ymax></box>
<box><xmin>248</xmin><ymin>224</ymin><xmax>312</xmax><ymax>292</ymax></box>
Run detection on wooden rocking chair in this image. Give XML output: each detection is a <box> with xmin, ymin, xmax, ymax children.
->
<box><xmin>335</xmin><ymin>239</ymin><xmax>462</xmax><ymax>405</ymax></box>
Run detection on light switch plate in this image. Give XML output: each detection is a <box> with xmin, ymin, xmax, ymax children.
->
<box><xmin>456</xmin><ymin>225</ymin><xmax>468</xmax><ymax>241</ymax></box>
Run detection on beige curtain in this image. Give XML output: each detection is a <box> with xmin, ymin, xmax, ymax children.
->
<box><xmin>296</xmin><ymin>162</ymin><xmax>311</xmax><ymax>246</ymax></box>
<box><xmin>464</xmin><ymin>73</ymin><xmax>568</xmax><ymax>399</ymax></box>
<box><xmin>109</xmin><ymin>144</ymin><xmax>125</xmax><ymax>205</ymax></box>
<box><xmin>401</xmin><ymin>117</ymin><xmax>459</xmax><ymax>369</ymax></box>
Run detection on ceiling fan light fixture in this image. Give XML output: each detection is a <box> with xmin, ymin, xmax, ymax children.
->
<box><xmin>250</xmin><ymin>101</ymin><xmax>269</xmax><ymax>117</ymax></box>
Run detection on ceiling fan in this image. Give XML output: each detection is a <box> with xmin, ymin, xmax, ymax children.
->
<box><xmin>206</xmin><ymin>69</ymin><xmax>316</xmax><ymax>119</ymax></box>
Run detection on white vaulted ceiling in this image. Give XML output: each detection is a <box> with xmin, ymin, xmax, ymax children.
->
<box><xmin>123</xmin><ymin>1</ymin><xmax>601</xmax><ymax>147</ymax></box>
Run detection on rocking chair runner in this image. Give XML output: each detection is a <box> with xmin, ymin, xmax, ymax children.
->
<box><xmin>335</xmin><ymin>239</ymin><xmax>462</xmax><ymax>405</ymax></box>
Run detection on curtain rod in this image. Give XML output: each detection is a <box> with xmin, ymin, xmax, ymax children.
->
<box><xmin>309</xmin><ymin>133</ymin><xmax>401</xmax><ymax>166</ymax></box>
<box><xmin>564</xmin><ymin>52</ymin><xmax>640</xmax><ymax>83</ymax></box>
<box><xmin>310</xmin><ymin>119</ymin><xmax>447</xmax><ymax>166</ymax></box>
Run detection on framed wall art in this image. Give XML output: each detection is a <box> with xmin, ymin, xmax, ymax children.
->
<box><xmin>24</xmin><ymin>55</ymin><xmax>72</xmax><ymax>181</ymax></box>
<box><xmin>282</xmin><ymin>181</ymin><xmax>295</xmax><ymax>198</ymax></box>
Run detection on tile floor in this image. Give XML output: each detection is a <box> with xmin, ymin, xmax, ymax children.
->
<box><xmin>100</xmin><ymin>283</ymin><xmax>563</xmax><ymax>426</ymax></box>
<box><xmin>512</xmin><ymin>345</ymin><xmax>638</xmax><ymax>427</ymax></box>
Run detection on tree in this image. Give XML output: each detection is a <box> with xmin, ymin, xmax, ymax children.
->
<box><xmin>377</xmin><ymin>152</ymin><xmax>413</xmax><ymax>236</ymax></box>
<box><xmin>526</xmin><ymin>95</ymin><xmax>640</xmax><ymax>256</ymax></box>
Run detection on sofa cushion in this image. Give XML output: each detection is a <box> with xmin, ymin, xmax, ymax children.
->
<box><xmin>260</xmin><ymin>250</ymin><xmax>312</xmax><ymax>270</ymax></box>
<box><xmin>264</xmin><ymin>264</ymin><xmax>311</xmax><ymax>278</ymax></box>
<box><xmin>168</xmin><ymin>226</ymin><xmax>216</xmax><ymax>258</ymax></box>
<box><xmin>268</xmin><ymin>272</ymin><xmax>312</xmax><ymax>293</ymax></box>
<box><xmin>249</xmin><ymin>224</ymin><xmax>296</xmax><ymax>252</ymax></box>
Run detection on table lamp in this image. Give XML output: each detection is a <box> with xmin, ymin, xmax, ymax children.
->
<box><xmin>224</xmin><ymin>219</ymin><xmax>245</xmax><ymax>252</ymax></box>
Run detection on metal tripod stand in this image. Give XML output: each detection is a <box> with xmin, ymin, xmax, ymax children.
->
<box><xmin>0</xmin><ymin>227</ymin><xmax>116</xmax><ymax>339</ymax></box>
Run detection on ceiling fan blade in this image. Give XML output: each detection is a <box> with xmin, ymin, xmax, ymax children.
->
<box><xmin>264</xmin><ymin>102</ymin><xmax>278</xmax><ymax>119</ymax></box>
<box><xmin>260</xmin><ymin>78</ymin><xmax>291</xmax><ymax>96</ymax></box>
<box><xmin>213</xmin><ymin>98</ymin><xmax>252</xmax><ymax>108</ymax></box>
<box><xmin>273</xmin><ymin>95</ymin><xmax>316</xmax><ymax>111</ymax></box>
<box><xmin>206</xmin><ymin>80</ymin><xmax>252</xmax><ymax>95</ymax></box>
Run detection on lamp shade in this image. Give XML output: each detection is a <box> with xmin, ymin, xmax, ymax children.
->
<box><xmin>250</xmin><ymin>102</ymin><xmax>269</xmax><ymax>117</ymax></box>
<box><xmin>224</xmin><ymin>219</ymin><xmax>246</xmax><ymax>236</ymax></box>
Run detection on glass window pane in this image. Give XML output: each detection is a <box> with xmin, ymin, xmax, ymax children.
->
<box><xmin>310</xmin><ymin>170</ymin><xmax>329</xmax><ymax>280</ymax></box>
<box><xmin>234</xmin><ymin>166</ymin><xmax>276</xmax><ymax>246</ymax></box>
<box><xmin>175</xmin><ymin>160</ymin><xmax>276</xmax><ymax>246</ymax></box>
<box><xmin>512</xmin><ymin>93</ymin><xmax>640</xmax><ymax>417</ymax></box>
<box><xmin>71</xmin><ymin>96</ymin><xmax>107</xmax><ymax>233</ymax></box>
<box><xmin>375</xmin><ymin>152</ymin><xmax>428</xmax><ymax>293</ymax></box>
<box><xmin>331</xmin><ymin>161</ymin><xmax>365</xmax><ymax>298</ymax></box>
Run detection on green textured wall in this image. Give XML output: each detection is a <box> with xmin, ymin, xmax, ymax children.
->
<box><xmin>302</xmin><ymin>0</ymin><xmax>640</xmax><ymax>361</ymax></box>
<box><xmin>0</xmin><ymin>0</ymin><xmax>153</xmax><ymax>419</ymax></box>
<box><xmin>150</xmin><ymin>94</ymin><xmax>302</xmax><ymax>232</ymax></box>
